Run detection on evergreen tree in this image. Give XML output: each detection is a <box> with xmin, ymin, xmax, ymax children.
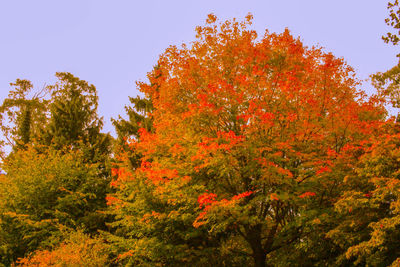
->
<box><xmin>0</xmin><ymin>73</ymin><xmax>114</xmax><ymax>265</ymax></box>
<box><xmin>41</xmin><ymin>72</ymin><xmax>112</xmax><ymax>163</ymax></box>
<box><xmin>112</xmin><ymin>95</ymin><xmax>153</xmax><ymax>142</ymax></box>
<box><xmin>111</xmin><ymin>66</ymin><xmax>159</xmax><ymax>170</ymax></box>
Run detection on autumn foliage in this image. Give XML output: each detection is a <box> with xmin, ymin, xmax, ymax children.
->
<box><xmin>106</xmin><ymin>14</ymin><xmax>385</xmax><ymax>266</ymax></box>
<box><xmin>2</xmin><ymin>8</ymin><xmax>400</xmax><ymax>267</ymax></box>
<box><xmin>17</xmin><ymin>231</ymin><xmax>110</xmax><ymax>267</ymax></box>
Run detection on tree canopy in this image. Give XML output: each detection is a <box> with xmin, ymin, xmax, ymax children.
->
<box><xmin>106</xmin><ymin>14</ymin><xmax>385</xmax><ymax>266</ymax></box>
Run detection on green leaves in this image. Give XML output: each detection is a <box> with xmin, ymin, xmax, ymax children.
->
<box><xmin>0</xmin><ymin>79</ymin><xmax>50</xmax><ymax>153</ymax></box>
<box><xmin>0</xmin><ymin>141</ymin><xmax>110</xmax><ymax>263</ymax></box>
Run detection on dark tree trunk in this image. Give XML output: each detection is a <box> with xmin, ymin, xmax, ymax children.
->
<box><xmin>253</xmin><ymin>249</ymin><xmax>267</xmax><ymax>267</ymax></box>
<box><xmin>247</xmin><ymin>225</ymin><xmax>267</xmax><ymax>267</ymax></box>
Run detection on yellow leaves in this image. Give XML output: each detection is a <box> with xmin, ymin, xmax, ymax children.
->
<box><xmin>141</xmin><ymin>211</ymin><xmax>166</xmax><ymax>224</ymax></box>
<box><xmin>169</xmin><ymin>143</ymin><xmax>185</xmax><ymax>157</ymax></box>
<box><xmin>17</xmin><ymin>232</ymin><xmax>110</xmax><ymax>267</ymax></box>
<box><xmin>277</xmin><ymin>167</ymin><xmax>293</xmax><ymax>178</ymax></box>
<box><xmin>345</xmin><ymin>226</ymin><xmax>386</xmax><ymax>261</ymax></box>
<box><xmin>312</xmin><ymin>218</ymin><xmax>321</xmax><ymax>225</ymax></box>
<box><xmin>334</xmin><ymin>125</ymin><xmax>400</xmax><ymax>264</ymax></box>
<box><xmin>167</xmin><ymin>210</ymin><xmax>180</xmax><ymax>219</ymax></box>
<box><xmin>386</xmin><ymin>178</ymin><xmax>400</xmax><ymax>189</ymax></box>
<box><xmin>391</xmin><ymin>258</ymin><xmax>400</xmax><ymax>267</ymax></box>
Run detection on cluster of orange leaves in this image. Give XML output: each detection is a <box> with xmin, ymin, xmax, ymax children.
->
<box><xmin>193</xmin><ymin>190</ymin><xmax>253</xmax><ymax>228</ymax></box>
<box><xmin>17</xmin><ymin>234</ymin><xmax>109</xmax><ymax>266</ymax></box>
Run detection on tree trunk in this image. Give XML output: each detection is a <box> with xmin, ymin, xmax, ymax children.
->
<box><xmin>253</xmin><ymin>250</ymin><xmax>267</xmax><ymax>267</ymax></box>
<box><xmin>247</xmin><ymin>225</ymin><xmax>267</xmax><ymax>267</ymax></box>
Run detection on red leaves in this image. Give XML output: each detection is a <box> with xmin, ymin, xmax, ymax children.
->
<box><xmin>197</xmin><ymin>192</ymin><xmax>217</xmax><ymax>209</ymax></box>
<box><xmin>197</xmin><ymin>93</ymin><xmax>215</xmax><ymax>109</ymax></box>
<box><xmin>142</xmin><ymin>164</ymin><xmax>179</xmax><ymax>184</ymax></box>
<box><xmin>232</xmin><ymin>191</ymin><xmax>253</xmax><ymax>200</ymax></box>
<box><xmin>261</xmin><ymin>112</ymin><xmax>275</xmax><ymax>124</ymax></box>
<box><xmin>299</xmin><ymin>192</ymin><xmax>316</xmax><ymax>198</ymax></box>
<box><xmin>277</xmin><ymin>167</ymin><xmax>294</xmax><ymax>178</ymax></box>
<box><xmin>217</xmin><ymin>131</ymin><xmax>245</xmax><ymax>145</ymax></box>
<box><xmin>194</xmin><ymin>190</ymin><xmax>254</xmax><ymax>228</ymax></box>
<box><xmin>111</xmin><ymin>168</ymin><xmax>119</xmax><ymax>177</ymax></box>
<box><xmin>197</xmin><ymin>190</ymin><xmax>253</xmax><ymax>209</ymax></box>
<box><xmin>270</xmin><ymin>193</ymin><xmax>279</xmax><ymax>201</ymax></box>
<box><xmin>105</xmin><ymin>196</ymin><xmax>121</xmax><ymax>206</ymax></box>
<box><xmin>316</xmin><ymin>166</ymin><xmax>332</xmax><ymax>175</ymax></box>
<box><xmin>195</xmin><ymin>131</ymin><xmax>244</xmax><ymax>157</ymax></box>
<box><xmin>110</xmin><ymin>167</ymin><xmax>133</xmax><ymax>188</ymax></box>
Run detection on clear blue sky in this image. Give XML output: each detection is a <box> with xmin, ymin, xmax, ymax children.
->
<box><xmin>0</xmin><ymin>0</ymin><xmax>397</xmax><ymax>135</ymax></box>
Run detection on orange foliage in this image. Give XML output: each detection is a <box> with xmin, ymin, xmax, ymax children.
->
<box><xmin>17</xmin><ymin>232</ymin><xmax>109</xmax><ymax>267</ymax></box>
<box><xmin>299</xmin><ymin>192</ymin><xmax>317</xmax><ymax>198</ymax></box>
<box><xmin>108</xmin><ymin>14</ymin><xmax>385</xmax><ymax>265</ymax></box>
<box><xmin>109</xmin><ymin>13</ymin><xmax>384</xmax><ymax>224</ymax></box>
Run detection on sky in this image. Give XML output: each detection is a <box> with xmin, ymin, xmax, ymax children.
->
<box><xmin>0</xmin><ymin>0</ymin><xmax>398</xmax><ymax>136</ymax></box>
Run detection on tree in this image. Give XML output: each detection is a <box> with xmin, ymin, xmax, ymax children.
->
<box><xmin>0</xmin><ymin>146</ymin><xmax>110</xmax><ymax>265</ymax></box>
<box><xmin>40</xmin><ymin>72</ymin><xmax>111</xmax><ymax>163</ymax></box>
<box><xmin>326</xmin><ymin>119</ymin><xmax>400</xmax><ymax>266</ymax></box>
<box><xmin>112</xmin><ymin>66</ymin><xmax>158</xmax><ymax>173</ymax></box>
<box><xmin>107</xmin><ymin>66</ymin><xmax>230</xmax><ymax>266</ymax></box>
<box><xmin>112</xmin><ymin>95</ymin><xmax>153</xmax><ymax>143</ymax></box>
<box><xmin>16</xmin><ymin>231</ymin><xmax>111</xmax><ymax>267</ymax></box>
<box><xmin>0</xmin><ymin>73</ymin><xmax>114</xmax><ymax>265</ymax></box>
<box><xmin>324</xmin><ymin>5</ymin><xmax>400</xmax><ymax>265</ymax></box>
<box><xmin>372</xmin><ymin>0</ymin><xmax>400</xmax><ymax>109</ymax></box>
<box><xmin>0</xmin><ymin>79</ymin><xmax>50</xmax><ymax>155</ymax></box>
<box><xmin>108</xmin><ymin>14</ymin><xmax>384</xmax><ymax>266</ymax></box>
<box><xmin>112</xmin><ymin>95</ymin><xmax>153</xmax><ymax>171</ymax></box>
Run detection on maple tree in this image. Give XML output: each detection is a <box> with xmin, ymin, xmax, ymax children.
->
<box><xmin>107</xmin><ymin>14</ymin><xmax>384</xmax><ymax>266</ymax></box>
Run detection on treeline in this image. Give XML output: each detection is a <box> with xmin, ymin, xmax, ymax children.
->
<box><xmin>1</xmin><ymin>3</ymin><xmax>400</xmax><ymax>267</ymax></box>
